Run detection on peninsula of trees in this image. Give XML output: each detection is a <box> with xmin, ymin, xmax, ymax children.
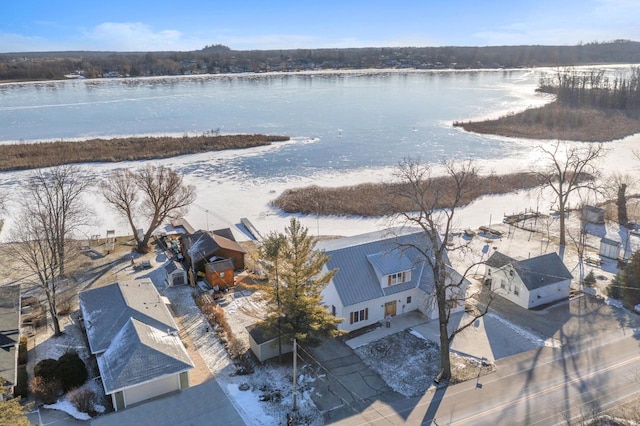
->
<box><xmin>2</xmin><ymin>40</ymin><xmax>640</xmax><ymax>82</ymax></box>
<box><xmin>455</xmin><ymin>67</ymin><xmax>640</xmax><ymax>141</ymax></box>
<box><xmin>0</xmin><ymin>134</ymin><xmax>289</xmax><ymax>171</ymax></box>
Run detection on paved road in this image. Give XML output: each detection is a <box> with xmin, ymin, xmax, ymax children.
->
<box><xmin>325</xmin><ymin>334</ymin><xmax>640</xmax><ymax>425</ymax></box>
<box><xmin>325</xmin><ymin>298</ymin><xmax>640</xmax><ymax>425</ymax></box>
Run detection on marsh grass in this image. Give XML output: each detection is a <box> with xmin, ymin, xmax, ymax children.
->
<box><xmin>273</xmin><ymin>172</ymin><xmax>551</xmax><ymax>217</ymax></box>
<box><xmin>454</xmin><ymin>102</ymin><xmax>640</xmax><ymax>142</ymax></box>
<box><xmin>0</xmin><ymin>134</ymin><xmax>289</xmax><ymax>171</ymax></box>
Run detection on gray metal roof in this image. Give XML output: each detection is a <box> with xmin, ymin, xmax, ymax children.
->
<box><xmin>79</xmin><ymin>280</ymin><xmax>178</xmax><ymax>354</ymax></box>
<box><xmin>97</xmin><ymin>318</ymin><xmax>193</xmax><ymax>394</ymax></box>
<box><xmin>0</xmin><ymin>285</ymin><xmax>20</xmax><ymax>387</ymax></box>
<box><xmin>316</xmin><ymin>227</ymin><xmax>438</xmax><ymax>307</ymax></box>
<box><xmin>486</xmin><ymin>251</ymin><xmax>573</xmax><ymax>291</ymax></box>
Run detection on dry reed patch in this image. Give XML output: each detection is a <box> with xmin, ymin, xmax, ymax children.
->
<box><xmin>455</xmin><ymin>103</ymin><xmax>640</xmax><ymax>142</ymax></box>
<box><xmin>0</xmin><ymin>134</ymin><xmax>289</xmax><ymax>171</ymax></box>
<box><xmin>273</xmin><ymin>172</ymin><xmax>551</xmax><ymax>217</ymax></box>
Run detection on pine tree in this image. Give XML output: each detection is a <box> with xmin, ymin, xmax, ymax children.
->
<box><xmin>0</xmin><ymin>378</ymin><xmax>31</xmax><ymax>426</ymax></box>
<box><xmin>262</xmin><ymin>218</ymin><xmax>343</xmax><ymax>347</ymax></box>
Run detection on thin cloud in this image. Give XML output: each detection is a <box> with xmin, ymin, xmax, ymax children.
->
<box><xmin>0</xmin><ymin>31</ymin><xmax>68</xmax><ymax>52</ymax></box>
<box><xmin>84</xmin><ymin>22</ymin><xmax>203</xmax><ymax>51</ymax></box>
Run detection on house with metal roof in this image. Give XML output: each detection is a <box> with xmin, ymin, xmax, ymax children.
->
<box><xmin>0</xmin><ymin>285</ymin><xmax>20</xmax><ymax>394</ymax></box>
<box><xmin>79</xmin><ymin>280</ymin><xmax>194</xmax><ymax>411</ymax></box>
<box><xmin>316</xmin><ymin>227</ymin><xmax>467</xmax><ymax>333</ymax></box>
<box><xmin>484</xmin><ymin>251</ymin><xmax>573</xmax><ymax>309</ymax></box>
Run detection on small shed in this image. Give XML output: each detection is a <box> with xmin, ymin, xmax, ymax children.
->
<box><xmin>247</xmin><ymin>323</ymin><xmax>293</xmax><ymax>363</ymax></box>
<box><xmin>165</xmin><ymin>261</ymin><xmax>187</xmax><ymax>287</ymax></box>
<box><xmin>582</xmin><ymin>205</ymin><xmax>605</xmax><ymax>224</ymax></box>
<box><xmin>599</xmin><ymin>237</ymin><xmax>621</xmax><ymax>259</ymax></box>
<box><xmin>205</xmin><ymin>258</ymin><xmax>235</xmax><ymax>289</ymax></box>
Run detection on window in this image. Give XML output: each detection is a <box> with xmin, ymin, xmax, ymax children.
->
<box><xmin>219</xmin><ymin>272</ymin><xmax>225</xmax><ymax>278</ymax></box>
<box><xmin>406</xmin><ymin>296</ymin><xmax>412</xmax><ymax>304</ymax></box>
<box><xmin>349</xmin><ymin>308</ymin><xmax>369</xmax><ymax>324</ymax></box>
<box><xmin>514</xmin><ymin>284</ymin><xmax>520</xmax><ymax>296</ymax></box>
<box><xmin>387</xmin><ymin>271</ymin><xmax>407</xmax><ymax>286</ymax></box>
<box><xmin>500</xmin><ymin>279</ymin><xmax>506</xmax><ymax>289</ymax></box>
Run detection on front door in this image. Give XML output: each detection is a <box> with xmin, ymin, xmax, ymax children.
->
<box><xmin>384</xmin><ymin>300</ymin><xmax>397</xmax><ymax>317</ymax></box>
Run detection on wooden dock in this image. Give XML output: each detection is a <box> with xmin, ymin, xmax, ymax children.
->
<box><xmin>240</xmin><ymin>218</ymin><xmax>262</xmax><ymax>241</ymax></box>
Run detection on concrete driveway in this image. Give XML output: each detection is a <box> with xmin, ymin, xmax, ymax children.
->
<box><xmin>305</xmin><ymin>337</ymin><xmax>399</xmax><ymax>415</ymax></box>
<box><xmin>344</xmin><ymin>310</ymin><xmax>540</xmax><ymax>362</ymax></box>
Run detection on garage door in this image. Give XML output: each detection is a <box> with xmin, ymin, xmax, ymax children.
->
<box><xmin>124</xmin><ymin>374</ymin><xmax>179</xmax><ymax>408</ymax></box>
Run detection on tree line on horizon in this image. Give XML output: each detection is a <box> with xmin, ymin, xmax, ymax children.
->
<box><xmin>2</xmin><ymin>40</ymin><xmax>640</xmax><ymax>81</ymax></box>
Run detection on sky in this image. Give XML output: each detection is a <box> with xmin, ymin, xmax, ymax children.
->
<box><xmin>1</xmin><ymin>0</ymin><xmax>639</xmax><ymax>53</ymax></box>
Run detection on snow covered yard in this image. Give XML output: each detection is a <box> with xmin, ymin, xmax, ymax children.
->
<box><xmin>27</xmin><ymin>313</ymin><xmax>107</xmax><ymax>421</ymax></box>
<box><xmin>354</xmin><ymin>330</ymin><xmax>495</xmax><ymax>397</ymax></box>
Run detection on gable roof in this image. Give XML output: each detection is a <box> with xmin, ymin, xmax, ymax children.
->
<box><xmin>0</xmin><ymin>285</ymin><xmax>20</xmax><ymax>387</ymax></box>
<box><xmin>211</xmin><ymin>228</ymin><xmax>236</xmax><ymax>242</ymax></box>
<box><xmin>316</xmin><ymin>227</ymin><xmax>438</xmax><ymax>307</ymax></box>
<box><xmin>79</xmin><ymin>280</ymin><xmax>178</xmax><ymax>354</ymax></box>
<box><xmin>181</xmin><ymin>232</ymin><xmax>246</xmax><ymax>264</ymax></box>
<box><xmin>97</xmin><ymin>318</ymin><xmax>193</xmax><ymax>394</ymax></box>
<box><xmin>206</xmin><ymin>258</ymin><xmax>235</xmax><ymax>273</ymax></box>
<box><xmin>486</xmin><ymin>251</ymin><xmax>573</xmax><ymax>291</ymax></box>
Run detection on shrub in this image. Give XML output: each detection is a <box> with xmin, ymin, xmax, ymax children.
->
<box><xmin>14</xmin><ymin>365</ymin><xmax>28</xmax><ymax>398</ymax></box>
<box><xmin>68</xmin><ymin>387</ymin><xmax>98</xmax><ymax>414</ymax></box>
<box><xmin>34</xmin><ymin>359</ymin><xmax>58</xmax><ymax>382</ymax></box>
<box><xmin>584</xmin><ymin>270</ymin><xmax>596</xmax><ymax>287</ymax></box>
<box><xmin>18</xmin><ymin>336</ymin><xmax>27</xmax><ymax>366</ymax></box>
<box><xmin>56</xmin><ymin>353</ymin><xmax>88</xmax><ymax>392</ymax></box>
<box><xmin>30</xmin><ymin>376</ymin><xmax>62</xmax><ymax>404</ymax></box>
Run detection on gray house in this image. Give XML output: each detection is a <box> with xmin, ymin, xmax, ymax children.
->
<box><xmin>0</xmin><ymin>285</ymin><xmax>20</xmax><ymax>395</ymax></box>
<box><xmin>79</xmin><ymin>280</ymin><xmax>193</xmax><ymax>411</ymax></box>
<box><xmin>317</xmin><ymin>227</ymin><xmax>467</xmax><ymax>333</ymax></box>
<box><xmin>484</xmin><ymin>251</ymin><xmax>573</xmax><ymax>309</ymax></box>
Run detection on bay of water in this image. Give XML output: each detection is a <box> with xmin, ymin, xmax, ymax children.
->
<box><xmin>0</xmin><ymin>70</ymin><xmax>546</xmax><ymax>179</ymax></box>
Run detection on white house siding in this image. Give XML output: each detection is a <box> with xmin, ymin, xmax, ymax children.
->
<box><xmin>416</xmin><ymin>288</ymin><xmax>438</xmax><ymax>320</ymax></box>
<box><xmin>490</xmin><ymin>269</ymin><xmax>530</xmax><ymax>309</ymax></box>
<box><xmin>340</xmin><ymin>300</ymin><xmax>379</xmax><ymax>333</ymax></box>
<box><xmin>121</xmin><ymin>374</ymin><xmax>180</xmax><ymax>409</ymax></box>
<box><xmin>321</xmin><ymin>279</ymin><xmax>342</xmax><ymax>318</ymax></box>
<box><xmin>528</xmin><ymin>279</ymin><xmax>571</xmax><ymax>308</ymax></box>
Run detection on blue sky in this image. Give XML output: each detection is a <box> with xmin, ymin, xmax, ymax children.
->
<box><xmin>2</xmin><ymin>0</ymin><xmax>639</xmax><ymax>52</ymax></box>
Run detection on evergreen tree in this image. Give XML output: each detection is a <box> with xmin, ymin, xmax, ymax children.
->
<box><xmin>608</xmin><ymin>250</ymin><xmax>640</xmax><ymax>308</ymax></box>
<box><xmin>262</xmin><ymin>218</ymin><xmax>342</xmax><ymax>347</ymax></box>
<box><xmin>0</xmin><ymin>377</ymin><xmax>31</xmax><ymax>426</ymax></box>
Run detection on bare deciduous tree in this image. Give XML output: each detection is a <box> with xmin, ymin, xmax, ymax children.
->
<box><xmin>13</xmin><ymin>213</ymin><xmax>63</xmax><ymax>334</ymax></box>
<box><xmin>11</xmin><ymin>166</ymin><xmax>92</xmax><ymax>336</ymax></box>
<box><xmin>101</xmin><ymin>165</ymin><xmax>196</xmax><ymax>252</ymax></box>
<box><xmin>22</xmin><ymin>166</ymin><xmax>94</xmax><ymax>276</ymax></box>
<box><xmin>535</xmin><ymin>142</ymin><xmax>605</xmax><ymax>247</ymax></box>
<box><xmin>392</xmin><ymin>158</ymin><xmax>492</xmax><ymax>382</ymax></box>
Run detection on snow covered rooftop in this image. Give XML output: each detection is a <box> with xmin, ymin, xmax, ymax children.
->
<box><xmin>97</xmin><ymin>318</ymin><xmax>193</xmax><ymax>394</ymax></box>
<box><xmin>79</xmin><ymin>279</ymin><xmax>178</xmax><ymax>354</ymax></box>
